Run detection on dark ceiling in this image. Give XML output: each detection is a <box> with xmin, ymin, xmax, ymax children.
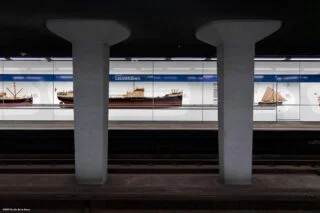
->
<box><xmin>0</xmin><ymin>0</ymin><xmax>319</xmax><ymax>57</ymax></box>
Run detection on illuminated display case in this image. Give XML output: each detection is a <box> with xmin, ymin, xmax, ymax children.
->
<box><xmin>0</xmin><ymin>59</ymin><xmax>320</xmax><ymax>121</ymax></box>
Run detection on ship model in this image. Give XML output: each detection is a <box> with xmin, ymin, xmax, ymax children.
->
<box><xmin>258</xmin><ymin>87</ymin><xmax>286</xmax><ymax>106</ymax></box>
<box><xmin>0</xmin><ymin>82</ymin><xmax>33</xmax><ymax>106</ymax></box>
<box><xmin>56</xmin><ymin>88</ymin><xmax>183</xmax><ymax>109</ymax></box>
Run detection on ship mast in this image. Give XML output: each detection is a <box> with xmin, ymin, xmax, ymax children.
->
<box><xmin>13</xmin><ymin>82</ymin><xmax>16</xmax><ymax>99</ymax></box>
<box><xmin>6</xmin><ymin>82</ymin><xmax>23</xmax><ymax>100</ymax></box>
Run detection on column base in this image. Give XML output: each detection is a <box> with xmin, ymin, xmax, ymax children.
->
<box><xmin>76</xmin><ymin>176</ymin><xmax>107</xmax><ymax>185</ymax></box>
<box><xmin>219</xmin><ymin>177</ymin><xmax>252</xmax><ymax>185</ymax></box>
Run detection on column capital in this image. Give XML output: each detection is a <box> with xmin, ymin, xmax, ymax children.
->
<box><xmin>196</xmin><ymin>19</ymin><xmax>281</xmax><ymax>46</ymax></box>
<box><xmin>46</xmin><ymin>19</ymin><xmax>130</xmax><ymax>45</ymax></box>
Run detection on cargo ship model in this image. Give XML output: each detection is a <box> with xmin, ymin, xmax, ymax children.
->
<box><xmin>258</xmin><ymin>87</ymin><xmax>286</xmax><ymax>106</ymax></box>
<box><xmin>56</xmin><ymin>88</ymin><xmax>183</xmax><ymax>108</ymax></box>
<box><xmin>0</xmin><ymin>82</ymin><xmax>33</xmax><ymax>106</ymax></box>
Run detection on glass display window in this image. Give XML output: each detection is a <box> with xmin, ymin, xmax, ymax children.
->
<box><xmin>53</xmin><ymin>61</ymin><xmax>73</xmax><ymax>120</ymax></box>
<box><xmin>152</xmin><ymin>61</ymin><xmax>203</xmax><ymax>121</ymax></box>
<box><xmin>109</xmin><ymin>61</ymin><xmax>153</xmax><ymax>120</ymax></box>
<box><xmin>0</xmin><ymin>61</ymin><xmax>3</xmax><ymax>120</ymax></box>
<box><xmin>253</xmin><ymin>62</ymin><xmax>276</xmax><ymax>121</ymax></box>
<box><xmin>2</xmin><ymin>61</ymin><xmax>54</xmax><ymax>120</ymax></box>
<box><xmin>0</xmin><ymin>59</ymin><xmax>319</xmax><ymax>122</ymax></box>
<box><xmin>300</xmin><ymin>62</ymin><xmax>320</xmax><ymax>121</ymax></box>
<box><xmin>274</xmin><ymin>62</ymin><xmax>300</xmax><ymax>120</ymax></box>
<box><xmin>202</xmin><ymin>61</ymin><xmax>217</xmax><ymax>121</ymax></box>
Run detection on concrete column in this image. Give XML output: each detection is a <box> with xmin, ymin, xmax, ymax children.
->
<box><xmin>196</xmin><ymin>20</ymin><xmax>281</xmax><ymax>185</ymax></box>
<box><xmin>46</xmin><ymin>20</ymin><xmax>130</xmax><ymax>184</ymax></box>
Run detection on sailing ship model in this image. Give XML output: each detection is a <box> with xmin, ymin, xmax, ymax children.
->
<box><xmin>258</xmin><ymin>87</ymin><xmax>286</xmax><ymax>106</ymax></box>
<box><xmin>57</xmin><ymin>88</ymin><xmax>183</xmax><ymax>108</ymax></box>
<box><xmin>0</xmin><ymin>82</ymin><xmax>33</xmax><ymax>105</ymax></box>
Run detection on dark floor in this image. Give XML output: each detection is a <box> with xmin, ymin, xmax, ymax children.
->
<box><xmin>0</xmin><ymin>121</ymin><xmax>320</xmax><ymax>130</ymax></box>
<box><xmin>1</xmin><ymin>173</ymin><xmax>319</xmax><ymax>199</ymax></box>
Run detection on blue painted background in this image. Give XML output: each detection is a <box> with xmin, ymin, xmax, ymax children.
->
<box><xmin>0</xmin><ymin>74</ymin><xmax>320</xmax><ymax>82</ymax></box>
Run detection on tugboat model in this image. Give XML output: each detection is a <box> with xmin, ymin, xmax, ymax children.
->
<box><xmin>258</xmin><ymin>87</ymin><xmax>286</xmax><ymax>106</ymax></box>
<box><xmin>0</xmin><ymin>82</ymin><xmax>33</xmax><ymax>106</ymax></box>
<box><xmin>57</xmin><ymin>88</ymin><xmax>183</xmax><ymax>109</ymax></box>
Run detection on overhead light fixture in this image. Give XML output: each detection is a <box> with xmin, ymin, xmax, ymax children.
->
<box><xmin>290</xmin><ymin>58</ymin><xmax>320</xmax><ymax>61</ymax></box>
<box><xmin>10</xmin><ymin>57</ymin><xmax>47</xmax><ymax>61</ymax></box>
<box><xmin>255</xmin><ymin>57</ymin><xmax>286</xmax><ymax>61</ymax></box>
<box><xmin>170</xmin><ymin>57</ymin><xmax>206</xmax><ymax>61</ymax></box>
<box><xmin>110</xmin><ymin>57</ymin><xmax>127</xmax><ymax>61</ymax></box>
<box><xmin>50</xmin><ymin>57</ymin><xmax>72</xmax><ymax>61</ymax></box>
<box><xmin>131</xmin><ymin>57</ymin><xmax>166</xmax><ymax>61</ymax></box>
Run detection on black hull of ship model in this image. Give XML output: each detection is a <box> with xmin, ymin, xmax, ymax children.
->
<box><xmin>57</xmin><ymin>95</ymin><xmax>183</xmax><ymax>109</ymax></box>
<box><xmin>258</xmin><ymin>101</ymin><xmax>283</xmax><ymax>107</ymax></box>
<box><xmin>1</xmin><ymin>97</ymin><xmax>33</xmax><ymax>106</ymax></box>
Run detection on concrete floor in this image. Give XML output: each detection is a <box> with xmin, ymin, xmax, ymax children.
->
<box><xmin>0</xmin><ymin>121</ymin><xmax>320</xmax><ymax>130</ymax></box>
<box><xmin>0</xmin><ymin>173</ymin><xmax>319</xmax><ymax>200</ymax></box>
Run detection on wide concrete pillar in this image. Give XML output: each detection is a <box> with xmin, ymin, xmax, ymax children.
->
<box><xmin>46</xmin><ymin>20</ymin><xmax>130</xmax><ymax>184</ymax></box>
<box><xmin>196</xmin><ymin>20</ymin><xmax>281</xmax><ymax>185</ymax></box>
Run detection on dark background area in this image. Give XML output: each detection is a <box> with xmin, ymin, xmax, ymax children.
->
<box><xmin>0</xmin><ymin>0</ymin><xmax>319</xmax><ymax>57</ymax></box>
<box><xmin>1</xmin><ymin>130</ymin><xmax>319</xmax><ymax>155</ymax></box>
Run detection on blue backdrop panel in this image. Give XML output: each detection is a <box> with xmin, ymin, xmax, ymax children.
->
<box><xmin>0</xmin><ymin>74</ymin><xmax>320</xmax><ymax>82</ymax></box>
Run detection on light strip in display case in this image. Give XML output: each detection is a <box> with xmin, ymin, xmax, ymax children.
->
<box><xmin>10</xmin><ymin>57</ymin><xmax>47</xmax><ymax>61</ymax></box>
<box><xmin>255</xmin><ymin>68</ymin><xmax>273</xmax><ymax>71</ymax></box>
<box><xmin>303</xmin><ymin>68</ymin><xmax>320</xmax><ymax>71</ymax></box>
<box><xmin>166</xmin><ymin>67</ymin><xmax>191</xmax><ymax>71</ymax></box>
<box><xmin>3</xmin><ymin>57</ymin><xmax>320</xmax><ymax>62</ymax></box>
<box><xmin>255</xmin><ymin>57</ymin><xmax>286</xmax><ymax>61</ymax></box>
<box><xmin>131</xmin><ymin>57</ymin><xmax>166</xmax><ymax>61</ymax></box>
<box><xmin>290</xmin><ymin>58</ymin><xmax>320</xmax><ymax>61</ymax></box>
<box><xmin>50</xmin><ymin>57</ymin><xmax>72</xmax><ymax>61</ymax></box>
<box><xmin>276</xmin><ymin>68</ymin><xmax>300</xmax><ymax>71</ymax></box>
<box><xmin>112</xmin><ymin>68</ymin><xmax>137</xmax><ymax>71</ymax></box>
<box><xmin>209</xmin><ymin>57</ymin><xmax>286</xmax><ymax>61</ymax></box>
<box><xmin>2</xmin><ymin>57</ymin><xmax>320</xmax><ymax>61</ymax></box>
<box><xmin>111</xmin><ymin>57</ymin><xmax>127</xmax><ymax>61</ymax></box>
<box><xmin>195</xmin><ymin>67</ymin><xmax>217</xmax><ymax>70</ymax></box>
<box><xmin>57</xmin><ymin>67</ymin><xmax>72</xmax><ymax>71</ymax></box>
<box><xmin>170</xmin><ymin>57</ymin><xmax>207</xmax><ymax>61</ymax></box>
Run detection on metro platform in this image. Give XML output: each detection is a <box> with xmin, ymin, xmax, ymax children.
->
<box><xmin>0</xmin><ymin>173</ymin><xmax>319</xmax><ymax>211</ymax></box>
<box><xmin>0</xmin><ymin>120</ymin><xmax>320</xmax><ymax>131</ymax></box>
<box><xmin>0</xmin><ymin>121</ymin><xmax>319</xmax><ymax>211</ymax></box>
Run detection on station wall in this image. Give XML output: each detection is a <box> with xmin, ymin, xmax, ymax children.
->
<box><xmin>0</xmin><ymin>60</ymin><xmax>319</xmax><ymax>121</ymax></box>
